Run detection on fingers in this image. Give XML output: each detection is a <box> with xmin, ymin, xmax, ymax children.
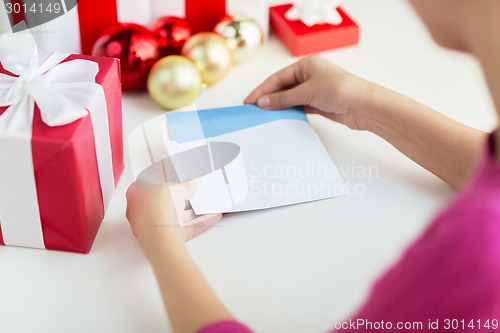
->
<box><xmin>184</xmin><ymin>214</ymin><xmax>223</xmax><ymax>241</ymax></box>
<box><xmin>127</xmin><ymin>180</ymin><xmax>168</xmax><ymax>204</ymax></box>
<box><xmin>182</xmin><ymin>212</ymin><xmax>220</xmax><ymax>227</ymax></box>
<box><xmin>170</xmin><ymin>181</ymin><xmax>197</xmax><ymax>201</ymax></box>
<box><xmin>166</xmin><ymin>181</ymin><xmax>197</xmax><ymax>218</ymax></box>
<box><xmin>256</xmin><ymin>85</ymin><xmax>307</xmax><ymax>110</ymax></box>
<box><xmin>125</xmin><ymin>182</ymin><xmax>137</xmax><ymax>201</ymax></box>
<box><xmin>244</xmin><ymin>62</ymin><xmax>301</xmax><ymax>104</ymax></box>
<box><xmin>180</xmin><ymin>209</ymin><xmax>197</xmax><ymax>223</ymax></box>
<box><xmin>125</xmin><ymin>182</ymin><xmax>136</xmax><ymax>222</ymax></box>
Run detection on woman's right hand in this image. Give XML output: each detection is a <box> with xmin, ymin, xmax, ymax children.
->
<box><xmin>246</xmin><ymin>55</ymin><xmax>486</xmax><ymax>190</ymax></box>
<box><xmin>244</xmin><ymin>55</ymin><xmax>378</xmax><ymax>131</ymax></box>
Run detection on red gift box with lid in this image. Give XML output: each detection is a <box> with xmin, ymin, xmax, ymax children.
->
<box><xmin>5</xmin><ymin>0</ymin><xmax>264</xmax><ymax>55</ymax></box>
<box><xmin>270</xmin><ymin>3</ymin><xmax>359</xmax><ymax>56</ymax></box>
<box><xmin>0</xmin><ymin>53</ymin><xmax>123</xmax><ymax>254</ymax></box>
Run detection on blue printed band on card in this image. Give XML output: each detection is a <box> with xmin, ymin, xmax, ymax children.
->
<box><xmin>166</xmin><ymin>105</ymin><xmax>307</xmax><ymax>143</ymax></box>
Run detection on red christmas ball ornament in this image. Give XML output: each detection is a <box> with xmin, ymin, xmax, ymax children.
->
<box><xmin>92</xmin><ymin>23</ymin><xmax>160</xmax><ymax>91</ymax></box>
<box><xmin>215</xmin><ymin>14</ymin><xmax>235</xmax><ymax>27</ymax></box>
<box><xmin>151</xmin><ymin>16</ymin><xmax>192</xmax><ymax>57</ymax></box>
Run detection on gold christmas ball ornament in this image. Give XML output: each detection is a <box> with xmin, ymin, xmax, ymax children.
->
<box><xmin>181</xmin><ymin>32</ymin><xmax>232</xmax><ymax>85</ymax></box>
<box><xmin>147</xmin><ymin>56</ymin><xmax>202</xmax><ymax>110</ymax></box>
<box><xmin>214</xmin><ymin>16</ymin><xmax>264</xmax><ymax>64</ymax></box>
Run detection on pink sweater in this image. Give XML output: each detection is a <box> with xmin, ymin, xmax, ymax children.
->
<box><xmin>197</xmin><ymin>134</ymin><xmax>500</xmax><ymax>333</ymax></box>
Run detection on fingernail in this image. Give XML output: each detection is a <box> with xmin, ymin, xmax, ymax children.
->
<box><xmin>257</xmin><ymin>96</ymin><xmax>270</xmax><ymax>108</ymax></box>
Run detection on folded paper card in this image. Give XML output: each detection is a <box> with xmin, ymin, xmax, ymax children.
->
<box><xmin>129</xmin><ymin>105</ymin><xmax>347</xmax><ymax>215</ymax></box>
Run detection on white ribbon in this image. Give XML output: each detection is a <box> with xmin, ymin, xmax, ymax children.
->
<box><xmin>0</xmin><ymin>29</ymin><xmax>115</xmax><ymax>249</ymax></box>
<box><xmin>285</xmin><ymin>0</ymin><xmax>343</xmax><ymax>27</ymax></box>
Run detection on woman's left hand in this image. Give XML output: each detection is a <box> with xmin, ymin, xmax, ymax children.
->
<box><xmin>126</xmin><ymin>181</ymin><xmax>223</xmax><ymax>248</ymax></box>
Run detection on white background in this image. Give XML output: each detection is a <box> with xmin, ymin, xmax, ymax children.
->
<box><xmin>0</xmin><ymin>0</ymin><xmax>497</xmax><ymax>332</ymax></box>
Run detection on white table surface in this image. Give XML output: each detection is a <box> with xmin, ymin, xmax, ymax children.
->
<box><xmin>1</xmin><ymin>1</ymin><xmax>497</xmax><ymax>332</ymax></box>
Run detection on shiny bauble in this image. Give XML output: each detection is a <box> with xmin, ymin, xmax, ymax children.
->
<box><xmin>147</xmin><ymin>56</ymin><xmax>202</xmax><ymax>110</ymax></box>
<box><xmin>151</xmin><ymin>16</ymin><xmax>192</xmax><ymax>57</ymax></box>
<box><xmin>92</xmin><ymin>23</ymin><xmax>160</xmax><ymax>91</ymax></box>
<box><xmin>214</xmin><ymin>16</ymin><xmax>263</xmax><ymax>64</ymax></box>
<box><xmin>181</xmin><ymin>32</ymin><xmax>232</xmax><ymax>86</ymax></box>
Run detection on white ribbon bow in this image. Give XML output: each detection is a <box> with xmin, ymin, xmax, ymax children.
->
<box><xmin>0</xmin><ymin>31</ymin><xmax>97</xmax><ymax>129</ymax></box>
<box><xmin>0</xmin><ymin>29</ymin><xmax>115</xmax><ymax>249</ymax></box>
<box><xmin>285</xmin><ymin>0</ymin><xmax>343</xmax><ymax>27</ymax></box>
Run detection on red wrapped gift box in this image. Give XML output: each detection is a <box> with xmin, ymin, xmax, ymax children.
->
<box><xmin>270</xmin><ymin>4</ymin><xmax>359</xmax><ymax>57</ymax></box>
<box><xmin>6</xmin><ymin>0</ymin><xmax>119</xmax><ymax>55</ymax></box>
<box><xmin>7</xmin><ymin>0</ymin><xmax>268</xmax><ymax>55</ymax></box>
<box><xmin>0</xmin><ymin>55</ymin><xmax>123</xmax><ymax>254</ymax></box>
<box><xmin>6</xmin><ymin>0</ymin><xmax>228</xmax><ymax>55</ymax></box>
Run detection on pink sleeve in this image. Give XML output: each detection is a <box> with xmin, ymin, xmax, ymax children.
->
<box><xmin>197</xmin><ymin>320</ymin><xmax>254</xmax><ymax>333</ymax></box>
<box><xmin>336</xmin><ymin>209</ymin><xmax>500</xmax><ymax>332</ymax></box>
<box><xmin>334</xmin><ymin>134</ymin><xmax>500</xmax><ymax>332</ymax></box>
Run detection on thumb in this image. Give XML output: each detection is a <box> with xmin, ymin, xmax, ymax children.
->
<box><xmin>256</xmin><ymin>86</ymin><xmax>307</xmax><ymax>110</ymax></box>
<box><xmin>170</xmin><ymin>181</ymin><xmax>198</xmax><ymax>213</ymax></box>
<box><xmin>170</xmin><ymin>181</ymin><xmax>198</xmax><ymax>201</ymax></box>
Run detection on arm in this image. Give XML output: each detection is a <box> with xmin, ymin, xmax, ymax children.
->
<box><xmin>126</xmin><ymin>182</ymin><xmax>252</xmax><ymax>333</ymax></box>
<box><xmin>144</xmin><ymin>238</ymin><xmax>234</xmax><ymax>333</ymax></box>
<box><xmin>245</xmin><ymin>56</ymin><xmax>487</xmax><ymax>189</ymax></box>
<box><xmin>361</xmin><ymin>84</ymin><xmax>486</xmax><ymax>189</ymax></box>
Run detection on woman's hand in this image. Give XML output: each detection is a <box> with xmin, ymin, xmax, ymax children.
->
<box><xmin>126</xmin><ymin>181</ymin><xmax>235</xmax><ymax>333</ymax></box>
<box><xmin>126</xmin><ymin>181</ymin><xmax>222</xmax><ymax>248</ymax></box>
<box><xmin>245</xmin><ymin>55</ymin><xmax>485</xmax><ymax>189</ymax></box>
<box><xmin>244</xmin><ymin>55</ymin><xmax>377</xmax><ymax>131</ymax></box>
